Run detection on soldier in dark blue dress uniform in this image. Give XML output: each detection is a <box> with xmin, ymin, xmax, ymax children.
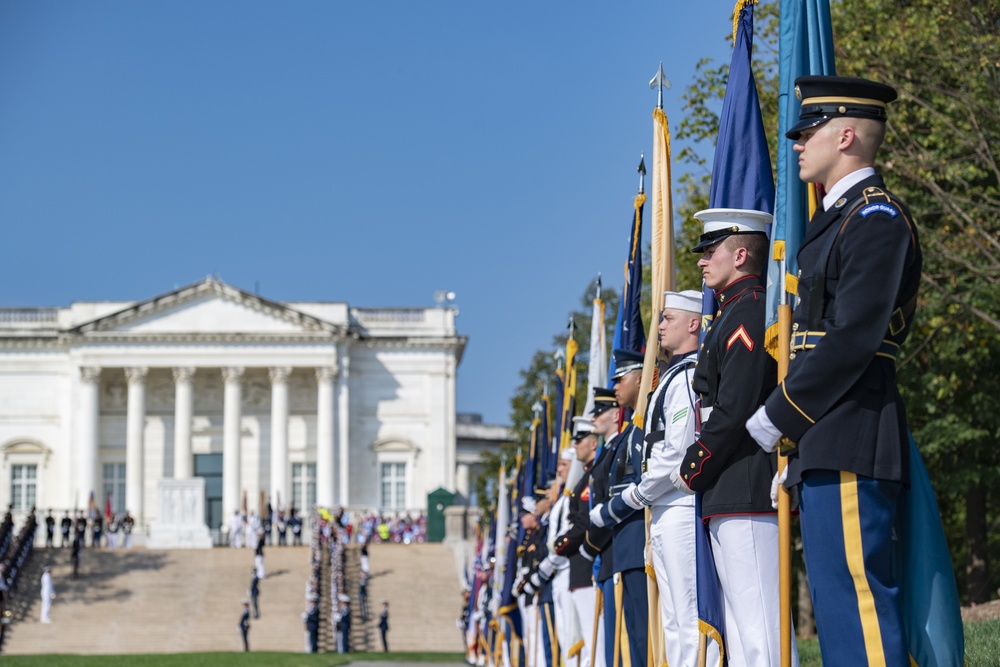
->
<box><xmin>746</xmin><ymin>76</ymin><xmax>919</xmax><ymax>667</ymax></box>
<box><xmin>581</xmin><ymin>387</ymin><xmax>620</xmax><ymax>667</ymax></box>
<box><xmin>672</xmin><ymin>209</ymin><xmax>793</xmax><ymax>665</ymax></box>
<box><xmin>590</xmin><ymin>349</ymin><xmax>647</xmax><ymax>667</ymax></box>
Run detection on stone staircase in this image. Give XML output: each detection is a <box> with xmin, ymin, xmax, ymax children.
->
<box><xmin>1</xmin><ymin>541</ymin><xmax>465</xmax><ymax>654</ymax></box>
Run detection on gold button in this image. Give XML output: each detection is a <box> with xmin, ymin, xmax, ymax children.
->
<box><xmin>683</xmin><ymin>474</ymin><xmax>689</xmax><ymax>480</ymax></box>
<box><xmin>689</xmin><ymin>462</ymin><xmax>696</xmax><ymax>469</ymax></box>
<box><xmin>698</xmin><ymin>451</ymin><xmax>704</xmax><ymax>457</ymax></box>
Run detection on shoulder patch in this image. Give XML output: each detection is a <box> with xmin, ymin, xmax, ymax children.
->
<box><xmin>858</xmin><ymin>203</ymin><xmax>899</xmax><ymax>218</ymax></box>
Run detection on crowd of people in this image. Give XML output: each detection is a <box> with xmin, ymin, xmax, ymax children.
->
<box><xmin>463</xmin><ymin>75</ymin><xmax>944</xmax><ymax>667</ymax></box>
<box><xmin>226</xmin><ymin>506</ymin><xmax>303</xmax><ymax>548</ymax></box>
<box><xmin>43</xmin><ymin>508</ymin><xmax>135</xmax><ymax>550</ymax></box>
<box><xmin>341</xmin><ymin>511</ymin><xmax>426</xmax><ymax>545</ymax></box>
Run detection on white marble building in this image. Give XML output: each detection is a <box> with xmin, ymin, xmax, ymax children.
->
<box><xmin>0</xmin><ymin>277</ymin><xmax>466</xmax><ymax>539</ymax></box>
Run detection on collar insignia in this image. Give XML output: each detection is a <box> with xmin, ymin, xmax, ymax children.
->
<box><xmin>835</xmin><ymin>197</ymin><xmax>847</xmax><ymax>209</ymax></box>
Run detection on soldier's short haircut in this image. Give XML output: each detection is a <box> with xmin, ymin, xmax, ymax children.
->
<box><xmin>723</xmin><ymin>232</ymin><xmax>769</xmax><ymax>276</ymax></box>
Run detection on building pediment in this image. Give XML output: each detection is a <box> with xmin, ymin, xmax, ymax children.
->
<box><xmin>70</xmin><ymin>277</ymin><xmax>346</xmax><ymax>338</ymax></box>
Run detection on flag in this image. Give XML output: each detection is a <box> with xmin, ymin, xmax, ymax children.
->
<box><xmin>105</xmin><ymin>491</ymin><xmax>112</xmax><ymax>520</ymax></box>
<box><xmin>634</xmin><ymin>78</ymin><xmax>676</xmax><ymax>429</ymax></box>
<box><xmin>608</xmin><ymin>187</ymin><xmax>646</xmax><ymax>383</ymax></box>
<box><xmin>558</xmin><ymin>334</ymin><xmax>579</xmax><ymax>454</ymax></box>
<box><xmin>764</xmin><ymin>0</ymin><xmax>836</xmax><ymax>355</ymax></box>
<box><xmin>544</xmin><ymin>372</ymin><xmax>559</xmax><ymax>485</ymax></box>
<box><xmin>896</xmin><ymin>434</ymin><xmax>965</xmax><ymax>666</ymax></box>
<box><xmin>696</xmin><ymin>3</ymin><xmax>776</xmax><ymax>662</ymax></box>
<box><xmin>583</xmin><ymin>276</ymin><xmax>608</xmax><ymax>417</ymax></box>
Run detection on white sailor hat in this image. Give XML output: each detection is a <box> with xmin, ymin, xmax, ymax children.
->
<box><xmin>691</xmin><ymin>208</ymin><xmax>771</xmax><ymax>253</ymax></box>
<box><xmin>662</xmin><ymin>290</ymin><xmax>703</xmax><ymax>314</ymax></box>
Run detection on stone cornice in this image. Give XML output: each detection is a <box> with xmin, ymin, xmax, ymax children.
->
<box><xmin>70</xmin><ymin>277</ymin><xmax>348</xmax><ymax>336</ymax></box>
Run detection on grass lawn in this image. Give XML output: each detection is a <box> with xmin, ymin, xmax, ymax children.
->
<box><xmin>2</xmin><ymin>620</ymin><xmax>996</xmax><ymax>666</ymax></box>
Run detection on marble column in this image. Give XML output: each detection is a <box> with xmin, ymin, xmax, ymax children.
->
<box><xmin>222</xmin><ymin>367</ymin><xmax>244</xmax><ymax>519</ymax></box>
<box><xmin>269</xmin><ymin>367</ymin><xmax>291</xmax><ymax>509</ymax></box>
<box><xmin>316</xmin><ymin>367</ymin><xmax>336</xmax><ymax>509</ymax></box>
<box><xmin>456</xmin><ymin>462</ymin><xmax>470</xmax><ymax>501</ymax></box>
<box><xmin>444</xmin><ymin>356</ymin><xmax>457</xmax><ymax>491</ymax></box>
<box><xmin>173</xmin><ymin>367</ymin><xmax>195</xmax><ymax>480</ymax></box>
<box><xmin>78</xmin><ymin>367</ymin><xmax>101</xmax><ymax>510</ymax></box>
<box><xmin>125</xmin><ymin>367</ymin><xmax>148</xmax><ymax>522</ymax></box>
<box><xmin>336</xmin><ymin>357</ymin><xmax>350</xmax><ymax>507</ymax></box>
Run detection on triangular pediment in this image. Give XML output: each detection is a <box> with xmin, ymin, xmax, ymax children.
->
<box><xmin>72</xmin><ymin>277</ymin><xmax>343</xmax><ymax>336</ymax></box>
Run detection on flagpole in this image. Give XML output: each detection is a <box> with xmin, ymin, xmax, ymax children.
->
<box><xmin>777</xmin><ymin>259</ymin><xmax>793</xmax><ymax>667</ymax></box>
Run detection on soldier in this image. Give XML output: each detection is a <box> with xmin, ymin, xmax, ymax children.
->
<box><xmin>559</xmin><ymin>412</ymin><xmax>610</xmax><ymax>667</ymax></box>
<box><xmin>671</xmin><ymin>209</ymin><xmax>796</xmax><ymax>666</ymax></box>
<box><xmin>249</xmin><ymin>566</ymin><xmax>261</xmax><ymax>618</ymax></box>
<box><xmin>120</xmin><ymin>511</ymin><xmax>135</xmax><ymax>549</ymax></box>
<box><xmin>60</xmin><ymin>511</ymin><xmax>72</xmax><ymax>547</ymax></box>
<box><xmin>589</xmin><ymin>349</ymin><xmax>648</xmax><ymax>667</ymax></box>
<box><xmin>238</xmin><ymin>601</ymin><xmax>251</xmax><ymax>651</ymax></box>
<box><xmin>522</xmin><ymin>449</ymin><xmax>576</xmax><ymax>667</ymax></box>
<box><xmin>746</xmin><ymin>76</ymin><xmax>920</xmax><ymax>667</ymax></box>
<box><xmin>604</xmin><ymin>290</ymin><xmax>716</xmax><ymax>667</ymax></box>
<box><xmin>517</xmin><ymin>489</ymin><xmax>551</xmax><ymax>667</ymax></box>
<box><xmin>44</xmin><ymin>510</ymin><xmax>55</xmax><ymax>548</ymax></box>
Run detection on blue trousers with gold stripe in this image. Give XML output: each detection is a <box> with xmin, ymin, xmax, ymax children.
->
<box><xmin>800</xmin><ymin>470</ymin><xmax>908</xmax><ymax>667</ymax></box>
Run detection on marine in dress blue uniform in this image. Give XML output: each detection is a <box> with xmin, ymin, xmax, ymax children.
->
<box><xmin>746</xmin><ymin>76</ymin><xmax>919</xmax><ymax>667</ymax></box>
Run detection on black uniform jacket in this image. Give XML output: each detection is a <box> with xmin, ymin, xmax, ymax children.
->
<box><xmin>680</xmin><ymin>275</ymin><xmax>777</xmax><ymax>517</ymax></box>
<box><xmin>766</xmin><ymin>175</ymin><xmax>921</xmax><ymax>485</ymax></box>
<box><xmin>554</xmin><ymin>459</ymin><xmax>598</xmax><ymax>590</ymax></box>
<box><xmin>583</xmin><ymin>436</ymin><xmax>617</xmax><ymax>583</ymax></box>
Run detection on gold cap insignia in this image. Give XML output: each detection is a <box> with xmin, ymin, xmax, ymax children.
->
<box><xmin>795</xmin><ymin>85</ymin><xmax>801</xmax><ymax>100</ymax></box>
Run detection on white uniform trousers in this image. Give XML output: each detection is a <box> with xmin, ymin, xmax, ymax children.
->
<box><xmin>569</xmin><ymin>585</ymin><xmax>602</xmax><ymax>667</ymax></box>
<box><xmin>519</xmin><ymin>599</ymin><xmax>544</xmax><ymax>667</ymax></box>
<box><xmin>709</xmin><ymin>515</ymin><xmax>799</xmax><ymax>667</ymax></box>
<box><xmin>552</xmin><ymin>568</ymin><xmax>580</xmax><ymax>666</ymax></box>
<box><xmin>649</xmin><ymin>504</ymin><xmax>717</xmax><ymax>667</ymax></box>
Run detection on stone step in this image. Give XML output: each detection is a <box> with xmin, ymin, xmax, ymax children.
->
<box><xmin>2</xmin><ymin>540</ymin><xmax>466</xmax><ymax>654</ymax></box>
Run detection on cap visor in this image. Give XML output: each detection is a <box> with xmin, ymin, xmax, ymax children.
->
<box><xmin>786</xmin><ymin>115</ymin><xmax>830</xmax><ymax>140</ymax></box>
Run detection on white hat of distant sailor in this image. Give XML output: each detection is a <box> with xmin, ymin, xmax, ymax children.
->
<box><xmin>560</xmin><ymin>447</ymin><xmax>576</xmax><ymax>461</ymax></box>
<box><xmin>663</xmin><ymin>290</ymin><xmax>703</xmax><ymax>314</ymax></box>
<box><xmin>691</xmin><ymin>208</ymin><xmax>771</xmax><ymax>253</ymax></box>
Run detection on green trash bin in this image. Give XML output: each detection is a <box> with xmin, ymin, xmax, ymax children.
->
<box><xmin>426</xmin><ymin>487</ymin><xmax>456</xmax><ymax>542</ymax></box>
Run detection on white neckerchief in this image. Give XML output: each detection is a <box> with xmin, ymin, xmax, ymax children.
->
<box><xmin>823</xmin><ymin>167</ymin><xmax>875</xmax><ymax>211</ymax></box>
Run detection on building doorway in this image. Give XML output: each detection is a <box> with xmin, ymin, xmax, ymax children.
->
<box><xmin>194</xmin><ymin>453</ymin><xmax>223</xmax><ymax>545</ymax></box>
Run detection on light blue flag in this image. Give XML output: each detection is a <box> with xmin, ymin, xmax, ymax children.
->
<box><xmin>896</xmin><ymin>433</ymin><xmax>965</xmax><ymax>667</ymax></box>
<box><xmin>764</xmin><ymin>0</ymin><xmax>836</xmax><ymax>356</ymax></box>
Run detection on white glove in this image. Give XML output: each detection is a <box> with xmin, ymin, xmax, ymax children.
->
<box><xmin>578</xmin><ymin>544</ymin><xmax>594</xmax><ymax>561</ymax></box>
<box><xmin>589</xmin><ymin>504</ymin><xmax>606</xmax><ymax>528</ymax></box>
<box><xmin>770</xmin><ymin>465</ymin><xmax>790</xmax><ymax>510</ymax></box>
<box><xmin>668</xmin><ymin>467</ymin><xmax>695</xmax><ymax>495</ymax></box>
<box><xmin>620</xmin><ymin>483</ymin><xmax>643</xmax><ymax>510</ymax></box>
<box><xmin>746</xmin><ymin>406</ymin><xmax>782</xmax><ymax>453</ymax></box>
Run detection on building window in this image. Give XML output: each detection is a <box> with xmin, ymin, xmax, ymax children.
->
<box><xmin>380</xmin><ymin>462</ymin><xmax>406</xmax><ymax>510</ymax></box>
<box><xmin>292</xmin><ymin>463</ymin><xmax>316</xmax><ymax>512</ymax></box>
<box><xmin>102</xmin><ymin>463</ymin><xmax>126</xmax><ymax>516</ymax></box>
<box><xmin>11</xmin><ymin>464</ymin><xmax>37</xmax><ymax>511</ymax></box>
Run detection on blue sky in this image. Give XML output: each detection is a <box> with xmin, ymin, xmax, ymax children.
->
<box><xmin>0</xmin><ymin>2</ymin><xmax>737</xmax><ymax>425</ymax></box>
